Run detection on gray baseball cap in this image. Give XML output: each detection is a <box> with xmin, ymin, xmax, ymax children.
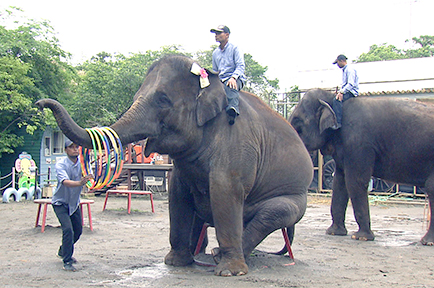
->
<box><xmin>64</xmin><ymin>137</ymin><xmax>74</xmax><ymax>148</ymax></box>
<box><xmin>210</xmin><ymin>25</ymin><xmax>230</xmax><ymax>34</ymax></box>
<box><xmin>333</xmin><ymin>54</ymin><xmax>347</xmax><ymax>64</ymax></box>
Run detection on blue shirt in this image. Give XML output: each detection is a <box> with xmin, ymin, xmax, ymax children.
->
<box><xmin>212</xmin><ymin>42</ymin><xmax>246</xmax><ymax>83</ymax></box>
<box><xmin>52</xmin><ymin>156</ymin><xmax>83</xmax><ymax>215</ymax></box>
<box><xmin>340</xmin><ymin>64</ymin><xmax>359</xmax><ymax>96</ymax></box>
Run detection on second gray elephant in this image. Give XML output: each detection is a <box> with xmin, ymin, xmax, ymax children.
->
<box><xmin>290</xmin><ymin>88</ymin><xmax>434</xmax><ymax>245</ymax></box>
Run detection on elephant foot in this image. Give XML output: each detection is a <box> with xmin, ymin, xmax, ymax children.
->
<box><xmin>421</xmin><ymin>231</ymin><xmax>434</xmax><ymax>246</ymax></box>
<box><xmin>326</xmin><ymin>224</ymin><xmax>347</xmax><ymax>236</ymax></box>
<box><xmin>214</xmin><ymin>257</ymin><xmax>248</xmax><ymax>277</ymax></box>
<box><xmin>211</xmin><ymin>247</ymin><xmax>248</xmax><ymax>276</ymax></box>
<box><xmin>351</xmin><ymin>230</ymin><xmax>375</xmax><ymax>241</ymax></box>
<box><xmin>164</xmin><ymin>249</ymin><xmax>194</xmax><ymax>267</ymax></box>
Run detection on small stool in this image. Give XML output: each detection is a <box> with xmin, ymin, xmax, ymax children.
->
<box><xmin>34</xmin><ymin>199</ymin><xmax>94</xmax><ymax>232</ymax></box>
<box><xmin>103</xmin><ymin>190</ymin><xmax>154</xmax><ymax>214</ymax></box>
<box><xmin>194</xmin><ymin>224</ymin><xmax>295</xmax><ymax>261</ymax></box>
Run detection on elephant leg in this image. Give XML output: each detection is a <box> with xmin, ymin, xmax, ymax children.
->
<box><xmin>345</xmin><ymin>162</ymin><xmax>375</xmax><ymax>241</ymax></box>
<box><xmin>164</xmin><ymin>173</ymin><xmax>195</xmax><ymax>267</ymax></box>
<box><xmin>421</xmin><ymin>176</ymin><xmax>434</xmax><ymax>245</ymax></box>
<box><xmin>327</xmin><ymin>167</ymin><xmax>349</xmax><ymax>236</ymax></box>
<box><xmin>209</xmin><ymin>175</ymin><xmax>248</xmax><ymax>276</ymax></box>
<box><xmin>242</xmin><ymin>195</ymin><xmax>306</xmax><ymax>259</ymax></box>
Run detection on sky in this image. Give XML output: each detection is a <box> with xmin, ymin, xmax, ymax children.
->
<box><xmin>2</xmin><ymin>0</ymin><xmax>434</xmax><ymax>92</ymax></box>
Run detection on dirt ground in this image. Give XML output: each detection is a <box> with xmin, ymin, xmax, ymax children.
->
<box><xmin>1</xmin><ymin>193</ymin><xmax>433</xmax><ymax>288</ymax></box>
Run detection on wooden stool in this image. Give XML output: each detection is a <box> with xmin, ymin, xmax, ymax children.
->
<box><xmin>34</xmin><ymin>198</ymin><xmax>94</xmax><ymax>232</ymax></box>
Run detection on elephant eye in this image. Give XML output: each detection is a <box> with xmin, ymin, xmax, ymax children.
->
<box><xmin>290</xmin><ymin>118</ymin><xmax>303</xmax><ymax>135</ymax></box>
<box><xmin>156</xmin><ymin>93</ymin><xmax>172</xmax><ymax>108</ymax></box>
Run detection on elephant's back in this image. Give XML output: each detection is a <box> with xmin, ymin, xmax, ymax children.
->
<box><xmin>238</xmin><ymin>92</ymin><xmax>313</xmax><ymax>195</ymax></box>
<box><xmin>345</xmin><ymin>96</ymin><xmax>434</xmax><ymax>129</ymax></box>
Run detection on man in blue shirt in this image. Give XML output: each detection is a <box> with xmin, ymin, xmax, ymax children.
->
<box><xmin>210</xmin><ymin>25</ymin><xmax>246</xmax><ymax>125</ymax></box>
<box><xmin>332</xmin><ymin>54</ymin><xmax>359</xmax><ymax>129</ymax></box>
<box><xmin>52</xmin><ymin>138</ymin><xmax>93</xmax><ymax>271</ymax></box>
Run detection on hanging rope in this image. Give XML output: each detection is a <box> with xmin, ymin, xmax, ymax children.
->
<box><xmin>80</xmin><ymin>127</ymin><xmax>124</xmax><ymax>190</ymax></box>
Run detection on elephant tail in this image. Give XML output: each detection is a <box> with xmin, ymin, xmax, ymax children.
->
<box><xmin>272</xmin><ymin>245</ymin><xmax>288</xmax><ymax>255</ymax></box>
<box><xmin>270</xmin><ymin>226</ymin><xmax>294</xmax><ymax>255</ymax></box>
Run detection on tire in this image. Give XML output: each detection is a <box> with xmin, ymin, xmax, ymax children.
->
<box><xmin>29</xmin><ymin>186</ymin><xmax>41</xmax><ymax>199</ymax></box>
<box><xmin>322</xmin><ymin>160</ymin><xmax>336</xmax><ymax>190</ymax></box>
<box><xmin>2</xmin><ymin>188</ymin><xmax>19</xmax><ymax>203</ymax></box>
<box><xmin>17</xmin><ymin>188</ymin><xmax>31</xmax><ymax>202</ymax></box>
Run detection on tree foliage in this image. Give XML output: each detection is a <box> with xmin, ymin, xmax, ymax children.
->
<box><xmin>356</xmin><ymin>35</ymin><xmax>434</xmax><ymax>62</ymax></box>
<box><xmin>0</xmin><ymin>7</ymin><xmax>73</xmax><ymax>156</ymax></box>
<box><xmin>70</xmin><ymin>45</ymin><xmax>188</xmax><ymax>127</ymax></box>
<box><xmin>243</xmin><ymin>54</ymin><xmax>279</xmax><ymax>100</ymax></box>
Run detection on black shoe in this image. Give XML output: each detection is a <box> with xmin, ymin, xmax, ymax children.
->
<box><xmin>63</xmin><ymin>262</ymin><xmax>77</xmax><ymax>272</ymax></box>
<box><xmin>226</xmin><ymin>108</ymin><xmax>238</xmax><ymax>125</ymax></box>
<box><xmin>228</xmin><ymin>115</ymin><xmax>236</xmax><ymax>125</ymax></box>
<box><xmin>58</xmin><ymin>246</ymin><xmax>77</xmax><ymax>263</ymax></box>
<box><xmin>57</xmin><ymin>246</ymin><xmax>62</xmax><ymax>258</ymax></box>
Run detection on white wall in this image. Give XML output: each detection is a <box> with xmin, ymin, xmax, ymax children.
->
<box><xmin>293</xmin><ymin>57</ymin><xmax>434</xmax><ymax>93</ymax></box>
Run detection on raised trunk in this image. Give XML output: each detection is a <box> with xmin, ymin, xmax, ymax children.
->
<box><xmin>36</xmin><ymin>99</ymin><xmax>93</xmax><ymax>148</ymax></box>
<box><xmin>35</xmin><ymin>98</ymin><xmax>154</xmax><ymax>149</ymax></box>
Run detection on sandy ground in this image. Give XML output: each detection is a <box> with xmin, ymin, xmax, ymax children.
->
<box><xmin>1</xmin><ymin>193</ymin><xmax>433</xmax><ymax>288</ymax></box>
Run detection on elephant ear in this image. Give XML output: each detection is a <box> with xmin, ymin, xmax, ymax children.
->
<box><xmin>196</xmin><ymin>71</ymin><xmax>227</xmax><ymax>127</ymax></box>
<box><xmin>318</xmin><ymin>99</ymin><xmax>337</xmax><ymax>134</ymax></box>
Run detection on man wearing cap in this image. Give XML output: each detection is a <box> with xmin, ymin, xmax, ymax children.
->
<box><xmin>210</xmin><ymin>25</ymin><xmax>246</xmax><ymax>125</ymax></box>
<box><xmin>332</xmin><ymin>54</ymin><xmax>359</xmax><ymax>129</ymax></box>
<box><xmin>52</xmin><ymin>137</ymin><xmax>93</xmax><ymax>271</ymax></box>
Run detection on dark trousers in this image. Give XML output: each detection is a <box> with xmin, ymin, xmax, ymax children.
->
<box><xmin>53</xmin><ymin>204</ymin><xmax>82</xmax><ymax>263</ymax></box>
<box><xmin>223</xmin><ymin>78</ymin><xmax>243</xmax><ymax>115</ymax></box>
<box><xmin>332</xmin><ymin>92</ymin><xmax>355</xmax><ymax>125</ymax></box>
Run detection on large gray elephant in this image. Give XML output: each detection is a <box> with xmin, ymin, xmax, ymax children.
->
<box><xmin>36</xmin><ymin>55</ymin><xmax>313</xmax><ymax>276</ymax></box>
<box><xmin>289</xmin><ymin>88</ymin><xmax>434</xmax><ymax>245</ymax></box>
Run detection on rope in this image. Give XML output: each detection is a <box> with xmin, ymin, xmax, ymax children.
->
<box><xmin>0</xmin><ymin>180</ymin><xmax>13</xmax><ymax>191</ymax></box>
<box><xmin>80</xmin><ymin>127</ymin><xmax>124</xmax><ymax>190</ymax></box>
<box><xmin>0</xmin><ymin>171</ymin><xmax>13</xmax><ymax>180</ymax></box>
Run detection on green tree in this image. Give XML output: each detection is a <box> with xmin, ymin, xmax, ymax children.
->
<box><xmin>355</xmin><ymin>44</ymin><xmax>406</xmax><ymax>62</ymax></box>
<box><xmin>70</xmin><ymin>45</ymin><xmax>188</xmax><ymax>127</ymax></box>
<box><xmin>356</xmin><ymin>35</ymin><xmax>434</xmax><ymax>62</ymax></box>
<box><xmin>0</xmin><ymin>56</ymin><xmax>33</xmax><ymax>154</ymax></box>
<box><xmin>0</xmin><ymin>7</ymin><xmax>73</xmax><ymax>156</ymax></box>
<box><xmin>243</xmin><ymin>54</ymin><xmax>279</xmax><ymax>102</ymax></box>
<box><xmin>405</xmin><ymin>35</ymin><xmax>434</xmax><ymax>58</ymax></box>
<box><xmin>195</xmin><ymin>46</ymin><xmax>215</xmax><ymax>70</ymax></box>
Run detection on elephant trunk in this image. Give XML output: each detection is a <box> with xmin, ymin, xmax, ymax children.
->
<box><xmin>35</xmin><ymin>98</ymin><xmax>156</xmax><ymax>149</ymax></box>
<box><xmin>36</xmin><ymin>99</ymin><xmax>93</xmax><ymax>148</ymax></box>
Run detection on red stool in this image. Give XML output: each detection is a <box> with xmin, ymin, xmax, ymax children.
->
<box><xmin>194</xmin><ymin>223</ymin><xmax>295</xmax><ymax>261</ymax></box>
<box><xmin>103</xmin><ymin>190</ymin><xmax>154</xmax><ymax>214</ymax></box>
<box><xmin>34</xmin><ymin>199</ymin><xmax>94</xmax><ymax>232</ymax></box>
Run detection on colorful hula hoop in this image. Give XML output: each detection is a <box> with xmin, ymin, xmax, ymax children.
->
<box><xmin>80</xmin><ymin>127</ymin><xmax>124</xmax><ymax>190</ymax></box>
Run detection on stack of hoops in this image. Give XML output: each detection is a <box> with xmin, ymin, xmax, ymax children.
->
<box><xmin>79</xmin><ymin>127</ymin><xmax>124</xmax><ymax>190</ymax></box>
